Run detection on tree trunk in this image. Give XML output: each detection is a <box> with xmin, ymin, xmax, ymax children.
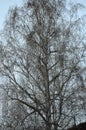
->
<box><xmin>45</xmin><ymin>122</ymin><xmax>51</xmax><ymax>130</ymax></box>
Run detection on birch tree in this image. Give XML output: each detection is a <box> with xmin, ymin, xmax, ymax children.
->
<box><xmin>0</xmin><ymin>0</ymin><xmax>86</xmax><ymax>130</ymax></box>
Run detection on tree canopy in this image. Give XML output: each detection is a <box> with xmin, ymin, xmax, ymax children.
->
<box><xmin>0</xmin><ymin>0</ymin><xmax>86</xmax><ymax>130</ymax></box>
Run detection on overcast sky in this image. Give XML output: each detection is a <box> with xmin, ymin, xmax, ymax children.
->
<box><xmin>0</xmin><ymin>0</ymin><xmax>22</xmax><ymax>29</ymax></box>
<box><xmin>0</xmin><ymin>0</ymin><xmax>86</xmax><ymax>30</ymax></box>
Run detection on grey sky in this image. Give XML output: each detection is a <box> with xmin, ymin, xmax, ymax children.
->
<box><xmin>0</xmin><ymin>0</ymin><xmax>22</xmax><ymax>30</ymax></box>
<box><xmin>0</xmin><ymin>0</ymin><xmax>86</xmax><ymax>30</ymax></box>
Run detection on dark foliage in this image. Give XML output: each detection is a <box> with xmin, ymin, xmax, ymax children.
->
<box><xmin>67</xmin><ymin>122</ymin><xmax>86</xmax><ymax>130</ymax></box>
